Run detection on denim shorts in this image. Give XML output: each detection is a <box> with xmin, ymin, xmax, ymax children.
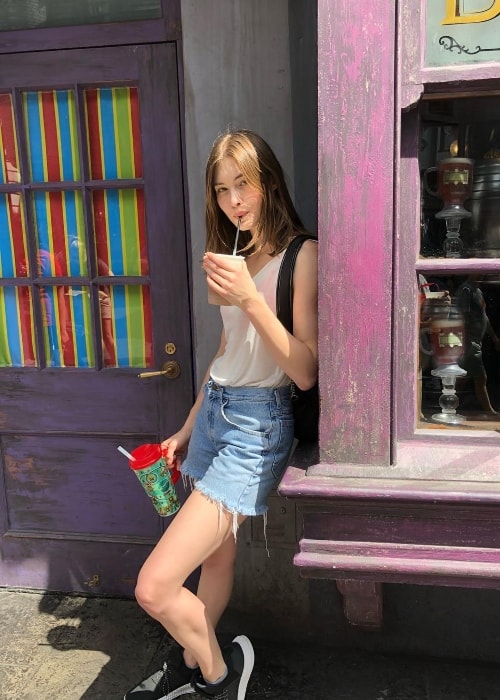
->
<box><xmin>181</xmin><ymin>379</ymin><xmax>294</xmax><ymax>518</ymax></box>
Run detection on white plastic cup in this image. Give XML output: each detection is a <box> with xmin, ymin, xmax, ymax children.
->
<box><xmin>207</xmin><ymin>254</ymin><xmax>245</xmax><ymax>305</ymax></box>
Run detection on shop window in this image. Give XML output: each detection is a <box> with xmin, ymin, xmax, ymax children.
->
<box><xmin>417</xmin><ymin>95</ymin><xmax>500</xmax><ymax>431</ymax></box>
<box><xmin>0</xmin><ymin>0</ymin><xmax>161</xmax><ymax>32</ymax></box>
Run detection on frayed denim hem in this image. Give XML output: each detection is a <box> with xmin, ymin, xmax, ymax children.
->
<box><xmin>182</xmin><ymin>474</ymin><xmax>270</xmax><ymax>554</ymax></box>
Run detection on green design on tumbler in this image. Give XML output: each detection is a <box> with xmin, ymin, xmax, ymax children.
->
<box><xmin>137</xmin><ymin>460</ymin><xmax>179</xmax><ymax>516</ymax></box>
<box><xmin>128</xmin><ymin>443</ymin><xmax>180</xmax><ymax>517</ymax></box>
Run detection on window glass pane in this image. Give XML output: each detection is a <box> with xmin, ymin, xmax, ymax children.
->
<box><xmin>85</xmin><ymin>87</ymin><xmax>143</xmax><ymax>179</ymax></box>
<box><xmin>41</xmin><ymin>284</ymin><xmax>94</xmax><ymax>368</ymax></box>
<box><xmin>0</xmin><ymin>93</ymin><xmax>21</xmax><ymax>184</ymax></box>
<box><xmin>32</xmin><ymin>191</ymin><xmax>88</xmax><ymax>277</ymax></box>
<box><xmin>420</xmin><ymin>96</ymin><xmax>500</xmax><ymax>260</ymax></box>
<box><xmin>106</xmin><ymin>284</ymin><xmax>152</xmax><ymax>368</ymax></box>
<box><xmin>0</xmin><ymin>0</ymin><xmax>161</xmax><ymax>31</ymax></box>
<box><xmin>23</xmin><ymin>90</ymin><xmax>80</xmax><ymax>183</ymax></box>
<box><xmin>0</xmin><ymin>287</ymin><xmax>37</xmax><ymax>367</ymax></box>
<box><xmin>92</xmin><ymin>189</ymin><xmax>148</xmax><ymax>276</ymax></box>
<box><xmin>418</xmin><ymin>273</ymin><xmax>500</xmax><ymax>428</ymax></box>
<box><xmin>0</xmin><ymin>193</ymin><xmax>29</xmax><ymax>277</ymax></box>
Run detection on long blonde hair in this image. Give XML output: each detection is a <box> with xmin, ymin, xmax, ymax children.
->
<box><xmin>205</xmin><ymin>129</ymin><xmax>307</xmax><ymax>255</ymax></box>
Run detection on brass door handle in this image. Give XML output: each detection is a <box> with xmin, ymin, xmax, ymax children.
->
<box><xmin>138</xmin><ymin>361</ymin><xmax>181</xmax><ymax>380</ymax></box>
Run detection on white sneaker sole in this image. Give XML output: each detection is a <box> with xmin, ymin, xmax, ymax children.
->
<box><xmin>232</xmin><ymin>635</ymin><xmax>255</xmax><ymax>700</ymax></box>
<box><xmin>165</xmin><ymin>683</ymin><xmax>195</xmax><ymax>700</ymax></box>
<box><xmin>124</xmin><ymin>670</ymin><xmax>194</xmax><ymax>700</ymax></box>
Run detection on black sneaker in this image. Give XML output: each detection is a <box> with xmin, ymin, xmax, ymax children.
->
<box><xmin>190</xmin><ymin>635</ymin><xmax>255</xmax><ymax>700</ymax></box>
<box><xmin>124</xmin><ymin>646</ymin><xmax>195</xmax><ymax>700</ymax></box>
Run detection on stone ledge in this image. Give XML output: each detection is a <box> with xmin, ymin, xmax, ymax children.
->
<box><xmin>295</xmin><ymin>539</ymin><xmax>500</xmax><ymax>588</ymax></box>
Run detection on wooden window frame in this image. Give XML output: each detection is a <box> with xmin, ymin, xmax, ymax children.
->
<box><xmin>0</xmin><ymin>0</ymin><xmax>180</xmax><ymax>54</ymax></box>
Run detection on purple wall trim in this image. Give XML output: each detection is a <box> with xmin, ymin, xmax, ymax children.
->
<box><xmin>318</xmin><ymin>0</ymin><xmax>396</xmax><ymax>465</ymax></box>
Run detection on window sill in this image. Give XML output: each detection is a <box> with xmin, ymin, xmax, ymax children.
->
<box><xmin>280</xmin><ymin>435</ymin><xmax>500</xmax><ymax>504</ymax></box>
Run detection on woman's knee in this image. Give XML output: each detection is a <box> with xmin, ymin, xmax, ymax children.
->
<box><xmin>135</xmin><ymin>568</ymin><xmax>178</xmax><ymax>619</ymax></box>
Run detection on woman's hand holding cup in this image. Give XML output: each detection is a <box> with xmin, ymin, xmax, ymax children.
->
<box><xmin>204</xmin><ymin>252</ymin><xmax>250</xmax><ymax>306</ymax></box>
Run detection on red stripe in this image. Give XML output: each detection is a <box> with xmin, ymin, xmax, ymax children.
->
<box><xmin>136</xmin><ymin>189</ymin><xmax>148</xmax><ymax>275</ymax></box>
<box><xmin>0</xmin><ymin>95</ymin><xmax>19</xmax><ymax>180</ymax></box>
<box><xmin>130</xmin><ymin>88</ymin><xmax>143</xmax><ymax>177</ymax></box>
<box><xmin>48</xmin><ymin>192</ymin><xmax>68</xmax><ymax>275</ymax></box>
<box><xmin>86</xmin><ymin>89</ymin><xmax>103</xmax><ymax>180</ymax></box>
<box><xmin>8</xmin><ymin>196</ymin><xmax>29</xmax><ymax>277</ymax></box>
<box><xmin>142</xmin><ymin>285</ymin><xmax>153</xmax><ymax>366</ymax></box>
<box><xmin>41</xmin><ymin>92</ymin><xmax>61</xmax><ymax>181</ymax></box>
<box><xmin>0</xmin><ymin>98</ymin><xmax>27</xmax><ymax>277</ymax></box>
<box><xmin>19</xmin><ymin>288</ymin><xmax>36</xmax><ymax>366</ymax></box>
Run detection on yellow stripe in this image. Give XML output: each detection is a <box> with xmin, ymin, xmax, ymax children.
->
<box><xmin>39</xmin><ymin>93</ymin><xmax>49</xmax><ymax>181</ymax></box>
<box><xmin>112</xmin><ymin>88</ymin><xmax>122</xmax><ymax>178</ymax></box>
<box><xmin>0</xmin><ymin>124</ymin><xmax>6</xmax><ymax>183</ymax></box>
<box><xmin>68</xmin><ymin>92</ymin><xmax>80</xmax><ymax>179</ymax></box>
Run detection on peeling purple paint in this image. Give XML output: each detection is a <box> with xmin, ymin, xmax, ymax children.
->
<box><xmin>318</xmin><ymin>0</ymin><xmax>396</xmax><ymax>464</ymax></box>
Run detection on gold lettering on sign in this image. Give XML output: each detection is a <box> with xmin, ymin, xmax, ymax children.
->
<box><xmin>442</xmin><ymin>0</ymin><xmax>500</xmax><ymax>24</ymax></box>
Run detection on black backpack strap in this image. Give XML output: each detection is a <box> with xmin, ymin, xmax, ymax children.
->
<box><xmin>276</xmin><ymin>234</ymin><xmax>316</xmax><ymax>333</ymax></box>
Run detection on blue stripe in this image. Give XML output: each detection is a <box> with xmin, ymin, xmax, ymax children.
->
<box><xmin>99</xmin><ymin>89</ymin><xmax>118</xmax><ymax>179</ymax></box>
<box><xmin>4</xmin><ymin>288</ymin><xmax>22</xmax><ymax>366</ymax></box>
<box><xmin>112</xmin><ymin>286</ymin><xmax>129</xmax><ymax>366</ymax></box>
<box><xmin>0</xmin><ymin>196</ymin><xmax>15</xmax><ymax>276</ymax></box>
<box><xmin>64</xmin><ymin>191</ymin><xmax>82</xmax><ymax>275</ymax></box>
<box><xmin>25</xmin><ymin>93</ymin><xmax>45</xmax><ymax>182</ymax></box>
<box><xmin>105</xmin><ymin>190</ymin><xmax>124</xmax><ymax>275</ymax></box>
<box><xmin>43</xmin><ymin>287</ymin><xmax>61</xmax><ymax>366</ymax></box>
<box><xmin>71</xmin><ymin>288</ymin><xmax>90</xmax><ymax>368</ymax></box>
<box><xmin>33</xmin><ymin>192</ymin><xmax>51</xmax><ymax>274</ymax></box>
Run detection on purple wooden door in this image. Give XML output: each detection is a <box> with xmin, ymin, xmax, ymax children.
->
<box><xmin>0</xmin><ymin>44</ymin><xmax>193</xmax><ymax>596</ymax></box>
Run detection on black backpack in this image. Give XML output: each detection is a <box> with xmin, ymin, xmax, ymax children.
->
<box><xmin>276</xmin><ymin>234</ymin><xmax>319</xmax><ymax>442</ymax></box>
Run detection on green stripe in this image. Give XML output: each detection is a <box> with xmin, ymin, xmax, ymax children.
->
<box><xmin>126</xmin><ymin>286</ymin><xmax>146</xmax><ymax>366</ymax></box>
<box><xmin>120</xmin><ymin>190</ymin><xmax>141</xmax><ymax>275</ymax></box>
<box><xmin>0</xmin><ymin>290</ymin><xmax>13</xmax><ymax>366</ymax></box>
<box><xmin>113</xmin><ymin>88</ymin><xmax>134</xmax><ymax>178</ymax></box>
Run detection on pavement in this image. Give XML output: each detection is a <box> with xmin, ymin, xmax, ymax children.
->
<box><xmin>2</xmin><ymin>588</ymin><xmax>500</xmax><ymax>699</ymax></box>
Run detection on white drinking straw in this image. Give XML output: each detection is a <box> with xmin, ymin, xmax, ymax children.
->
<box><xmin>117</xmin><ymin>445</ymin><xmax>136</xmax><ymax>461</ymax></box>
<box><xmin>232</xmin><ymin>217</ymin><xmax>241</xmax><ymax>255</ymax></box>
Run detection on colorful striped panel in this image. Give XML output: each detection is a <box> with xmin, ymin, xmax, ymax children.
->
<box><xmin>92</xmin><ymin>189</ymin><xmax>148</xmax><ymax>276</ymax></box>
<box><xmin>0</xmin><ymin>287</ymin><xmax>36</xmax><ymax>367</ymax></box>
<box><xmin>0</xmin><ymin>93</ymin><xmax>21</xmax><ymax>184</ymax></box>
<box><xmin>23</xmin><ymin>90</ymin><xmax>80</xmax><ymax>183</ymax></box>
<box><xmin>0</xmin><ymin>193</ymin><xmax>29</xmax><ymax>278</ymax></box>
<box><xmin>85</xmin><ymin>87</ymin><xmax>143</xmax><ymax>180</ymax></box>
<box><xmin>107</xmin><ymin>285</ymin><xmax>152</xmax><ymax>367</ymax></box>
<box><xmin>32</xmin><ymin>191</ymin><xmax>87</xmax><ymax>277</ymax></box>
<box><xmin>41</xmin><ymin>285</ymin><xmax>94</xmax><ymax>368</ymax></box>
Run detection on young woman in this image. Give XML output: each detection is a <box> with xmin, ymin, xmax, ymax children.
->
<box><xmin>125</xmin><ymin>129</ymin><xmax>318</xmax><ymax>700</ymax></box>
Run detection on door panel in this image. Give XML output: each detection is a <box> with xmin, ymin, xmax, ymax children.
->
<box><xmin>0</xmin><ymin>44</ymin><xmax>193</xmax><ymax>596</ymax></box>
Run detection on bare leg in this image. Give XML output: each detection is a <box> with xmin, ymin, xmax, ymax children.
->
<box><xmin>135</xmin><ymin>489</ymin><xmax>244</xmax><ymax>682</ymax></box>
<box><xmin>183</xmin><ymin>534</ymin><xmax>238</xmax><ymax>668</ymax></box>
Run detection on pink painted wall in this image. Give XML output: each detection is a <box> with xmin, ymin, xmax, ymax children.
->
<box><xmin>318</xmin><ymin>0</ymin><xmax>396</xmax><ymax>464</ymax></box>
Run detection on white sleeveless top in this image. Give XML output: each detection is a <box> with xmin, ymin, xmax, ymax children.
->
<box><xmin>210</xmin><ymin>250</ymin><xmax>290</xmax><ymax>388</ymax></box>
